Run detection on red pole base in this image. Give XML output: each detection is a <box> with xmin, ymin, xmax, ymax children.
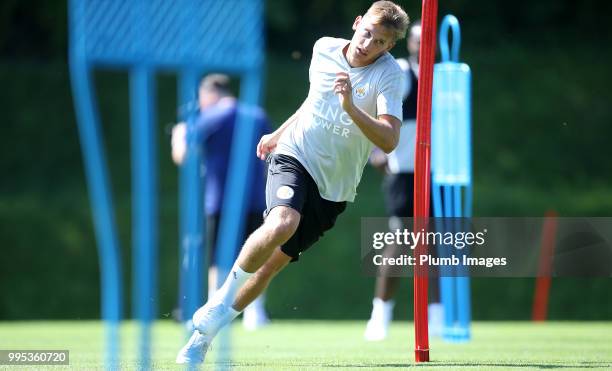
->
<box><xmin>415</xmin><ymin>348</ymin><xmax>430</xmax><ymax>362</ymax></box>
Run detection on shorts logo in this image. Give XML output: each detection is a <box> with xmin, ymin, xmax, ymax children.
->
<box><xmin>276</xmin><ymin>185</ymin><xmax>294</xmax><ymax>200</ymax></box>
<box><xmin>353</xmin><ymin>84</ymin><xmax>368</xmax><ymax>99</ymax></box>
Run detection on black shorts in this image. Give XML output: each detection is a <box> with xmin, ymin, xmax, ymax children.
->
<box><xmin>382</xmin><ymin>172</ymin><xmax>439</xmax><ymax>280</ymax></box>
<box><xmin>382</xmin><ymin>173</ymin><xmax>415</xmax><ymax>217</ymax></box>
<box><xmin>265</xmin><ymin>154</ymin><xmax>346</xmax><ymax>262</ymax></box>
<box><xmin>382</xmin><ymin>173</ymin><xmax>436</xmax><ymax>217</ymax></box>
<box><xmin>207</xmin><ymin>212</ymin><xmax>263</xmax><ymax>266</ymax></box>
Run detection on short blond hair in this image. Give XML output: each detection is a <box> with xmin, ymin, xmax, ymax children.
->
<box><xmin>365</xmin><ymin>1</ymin><xmax>410</xmax><ymax>41</ymax></box>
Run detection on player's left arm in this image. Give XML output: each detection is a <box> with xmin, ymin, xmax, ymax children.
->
<box><xmin>334</xmin><ymin>72</ymin><xmax>400</xmax><ymax>153</ymax></box>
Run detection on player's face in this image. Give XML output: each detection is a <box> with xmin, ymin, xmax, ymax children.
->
<box><xmin>198</xmin><ymin>88</ymin><xmax>216</xmax><ymax>109</ymax></box>
<box><xmin>347</xmin><ymin>15</ymin><xmax>396</xmax><ymax>67</ymax></box>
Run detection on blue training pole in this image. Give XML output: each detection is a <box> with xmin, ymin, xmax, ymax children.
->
<box><xmin>68</xmin><ymin>0</ymin><xmax>123</xmax><ymax>366</ymax></box>
<box><xmin>178</xmin><ymin>69</ymin><xmax>206</xmax><ymax>325</ymax></box>
<box><xmin>129</xmin><ymin>65</ymin><xmax>158</xmax><ymax>368</ymax></box>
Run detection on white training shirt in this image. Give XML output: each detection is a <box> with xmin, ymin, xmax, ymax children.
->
<box><xmin>275</xmin><ymin>37</ymin><xmax>404</xmax><ymax>202</ymax></box>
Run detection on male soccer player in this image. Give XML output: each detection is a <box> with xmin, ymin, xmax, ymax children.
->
<box><xmin>176</xmin><ymin>1</ymin><xmax>409</xmax><ymax>364</ymax></box>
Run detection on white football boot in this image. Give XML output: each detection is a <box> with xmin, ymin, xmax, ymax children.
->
<box><xmin>176</xmin><ymin>300</ymin><xmax>237</xmax><ymax>364</ymax></box>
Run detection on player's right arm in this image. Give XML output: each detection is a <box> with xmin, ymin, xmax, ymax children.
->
<box><xmin>256</xmin><ymin>101</ymin><xmax>305</xmax><ymax>160</ymax></box>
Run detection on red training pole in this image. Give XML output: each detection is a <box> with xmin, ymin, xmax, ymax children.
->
<box><xmin>413</xmin><ymin>0</ymin><xmax>438</xmax><ymax>363</ymax></box>
<box><xmin>532</xmin><ymin>211</ymin><xmax>558</xmax><ymax>321</ymax></box>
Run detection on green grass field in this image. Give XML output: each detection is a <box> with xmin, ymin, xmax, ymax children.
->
<box><xmin>1</xmin><ymin>320</ymin><xmax>611</xmax><ymax>370</ymax></box>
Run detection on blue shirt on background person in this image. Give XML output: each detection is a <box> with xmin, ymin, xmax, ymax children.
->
<box><xmin>171</xmin><ymin>74</ymin><xmax>272</xmax><ymax>329</ymax></box>
<box><xmin>194</xmin><ymin>99</ymin><xmax>270</xmax><ymax>216</ymax></box>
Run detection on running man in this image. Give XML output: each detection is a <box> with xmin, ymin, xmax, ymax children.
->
<box><xmin>177</xmin><ymin>1</ymin><xmax>409</xmax><ymax>364</ymax></box>
<box><xmin>364</xmin><ymin>21</ymin><xmax>444</xmax><ymax>341</ymax></box>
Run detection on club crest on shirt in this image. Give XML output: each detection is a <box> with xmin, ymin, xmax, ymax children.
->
<box><xmin>353</xmin><ymin>84</ymin><xmax>368</xmax><ymax>99</ymax></box>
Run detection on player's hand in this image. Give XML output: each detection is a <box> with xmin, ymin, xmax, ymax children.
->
<box><xmin>334</xmin><ymin>71</ymin><xmax>354</xmax><ymax>111</ymax></box>
<box><xmin>257</xmin><ymin>133</ymin><xmax>279</xmax><ymax>160</ymax></box>
<box><xmin>171</xmin><ymin>122</ymin><xmax>187</xmax><ymax>165</ymax></box>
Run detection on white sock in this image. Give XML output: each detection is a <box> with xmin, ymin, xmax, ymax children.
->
<box><xmin>212</xmin><ymin>263</ymin><xmax>253</xmax><ymax>308</ymax></box>
<box><xmin>371</xmin><ymin>298</ymin><xmax>394</xmax><ymax>321</ymax></box>
<box><xmin>208</xmin><ymin>286</ymin><xmax>217</xmax><ymax>303</ymax></box>
<box><xmin>428</xmin><ymin>303</ymin><xmax>443</xmax><ymax>323</ymax></box>
<box><xmin>428</xmin><ymin>302</ymin><xmax>444</xmax><ymax>337</ymax></box>
<box><xmin>227</xmin><ymin>306</ymin><xmax>241</xmax><ymax>321</ymax></box>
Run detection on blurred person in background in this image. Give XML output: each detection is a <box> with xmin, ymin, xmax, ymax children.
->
<box><xmin>364</xmin><ymin>21</ymin><xmax>443</xmax><ymax>341</ymax></box>
<box><xmin>171</xmin><ymin>73</ymin><xmax>272</xmax><ymax>331</ymax></box>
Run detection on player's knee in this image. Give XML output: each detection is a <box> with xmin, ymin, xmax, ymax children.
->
<box><xmin>265</xmin><ymin>206</ymin><xmax>300</xmax><ymax>243</ymax></box>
